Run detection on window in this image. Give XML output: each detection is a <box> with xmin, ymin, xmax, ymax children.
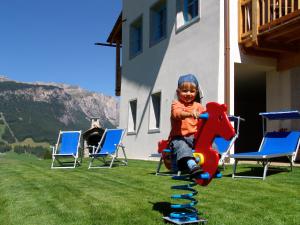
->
<box><xmin>130</xmin><ymin>16</ymin><xmax>143</xmax><ymax>58</ymax></box>
<box><xmin>150</xmin><ymin>0</ymin><xmax>167</xmax><ymax>46</ymax></box>
<box><xmin>128</xmin><ymin>99</ymin><xmax>137</xmax><ymax>133</ymax></box>
<box><xmin>149</xmin><ymin>92</ymin><xmax>161</xmax><ymax>131</ymax></box>
<box><xmin>176</xmin><ymin>0</ymin><xmax>199</xmax><ymax>30</ymax></box>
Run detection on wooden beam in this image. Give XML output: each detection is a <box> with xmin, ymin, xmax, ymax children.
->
<box><xmin>285</xmin><ymin>34</ymin><xmax>300</xmax><ymax>43</ymax></box>
<box><xmin>241</xmin><ymin>0</ymin><xmax>252</xmax><ymax>5</ymax></box>
<box><xmin>257</xmin><ymin>41</ymin><xmax>299</xmax><ymax>53</ymax></box>
<box><xmin>262</xmin><ymin>23</ymin><xmax>300</xmax><ymax>40</ymax></box>
<box><xmin>239</xmin><ymin>0</ymin><xmax>242</xmax><ymax>42</ymax></box>
<box><xmin>278</xmin><ymin>52</ymin><xmax>300</xmax><ymax>70</ymax></box>
<box><xmin>262</xmin><ymin>0</ymin><xmax>265</xmax><ymax>25</ymax></box>
<box><xmin>268</xmin><ymin>0</ymin><xmax>271</xmax><ymax>23</ymax></box>
<box><xmin>279</xmin><ymin>0</ymin><xmax>282</xmax><ymax>17</ymax></box>
<box><xmin>273</xmin><ymin>0</ymin><xmax>276</xmax><ymax>19</ymax></box>
<box><xmin>241</xmin><ymin>46</ymin><xmax>280</xmax><ymax>58</ymax></box>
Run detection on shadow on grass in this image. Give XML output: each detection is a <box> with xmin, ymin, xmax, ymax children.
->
<box><xmin>151</xmin><ymin>202</ymin><xmax>193</xmax><ymax>217</ymax></box>
<box><xmin>151</xmin><ymin>202</ymin><xmax>172</xmax><ymax>217</ymax></box>
<box><xmin>223</xmin><ymin>166</ymin><xmax>290</xmax><ymax>178</ymax></box>
<box><xmin>148</xmin><ymin>171</ymin><xmax>178</xmax><ymax>176</ymax></box>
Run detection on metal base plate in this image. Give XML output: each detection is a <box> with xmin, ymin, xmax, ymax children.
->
<box><xmin>163</xmin><ymin>216</ymin><xmax>207</xmax><ymax>224</ymax></box>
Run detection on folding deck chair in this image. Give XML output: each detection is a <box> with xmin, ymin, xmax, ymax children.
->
<box><xmin>51</xmin><ymin>130</ymin><xmax>82</xmax><ymax>169</ymax></box>
<box><xmin>88</xmin><ymin>128</ymin><xmax>127</xmax><ymax>168</ymax></box>
<box><xmin>230</xmin><ymin>111</ymin><xmax>300</xmax><ymax>180</ymax></box>
<box><xmin>214</xmin><ymin>115</ymin><xmax>244</xmax><ymax>169</ymax></box>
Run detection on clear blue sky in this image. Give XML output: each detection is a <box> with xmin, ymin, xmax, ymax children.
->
<box><xmin>0</xmin><ymin>0</ymin><xmax>122</xmax><ymax>96</ymax></box>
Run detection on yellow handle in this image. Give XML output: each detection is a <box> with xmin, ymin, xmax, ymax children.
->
<box><xmin>193</xmin><ymin>153</ymin><xmax>204</xmax><ymax>165</ymax></box>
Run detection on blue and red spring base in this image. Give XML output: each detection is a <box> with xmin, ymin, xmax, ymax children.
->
<box><xmin>163</xmin><ymin>172</ymin><xmax>221</xmax><ymax>224</ymax></box>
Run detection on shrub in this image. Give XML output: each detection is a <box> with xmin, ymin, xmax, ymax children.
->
<box><xmin>0</xmin><ymin>141</ymin><xmax>11</xmax><ymax>153</ymax></box>
<box><xmin>13</xmin><ymin>145</ymin><xmax>51</xmax><ymax>159</ymax></box>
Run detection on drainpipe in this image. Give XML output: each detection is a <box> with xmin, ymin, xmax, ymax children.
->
<box><xmin>115</xmin><ymin>41</ymin><xmax>121</xmax><ymax>96</ymax></box>
<box><xmin>224</xmin><ymin>0</ymin><xmax>230</xmax><ymax>113</ymax></box>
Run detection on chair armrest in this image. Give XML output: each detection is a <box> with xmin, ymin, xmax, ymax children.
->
<box><xmin>50</xmin><ymin>145</ymin><xmax>55</xmax><ymax>155</ymax></box>
<box><xmin>149</xmin><ymin>153</ymin><xmax>162</xmax><ymax>158</ymax></box>
<box><xmin>118</xmin><ymin>143</ymin><xmax>125</xmax><ymax>149</ymax></box>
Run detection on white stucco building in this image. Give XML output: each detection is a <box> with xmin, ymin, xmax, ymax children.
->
<box><xmin>105</xmin><ymin>0</ymin><xmax>300</xmax><ymax>161</ymax></box>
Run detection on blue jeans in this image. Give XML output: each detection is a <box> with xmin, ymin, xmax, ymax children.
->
<box><xmin>170</xmin><ymin>135</ymin><xmax>195</xmax><ymax>162</ymax></box>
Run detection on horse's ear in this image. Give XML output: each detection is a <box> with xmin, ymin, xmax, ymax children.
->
<box><xmin>221</xmin><ymin>104</ymin><xmax>227</xmax><ymax>111</ymax></box>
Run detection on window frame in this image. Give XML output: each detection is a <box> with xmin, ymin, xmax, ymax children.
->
<box><xmin>149</xmin><ymin>0</ymin><xmax>167</xmax><ymax>47</ymax></box>
<box><xmin>148</xmin><ymin>91</ymin><xmax>162</xmax><ymax>133</ymax></box>
<box><xmin>127</xmin><ymin>98</ymin><xmax>138</xmax><ymax>135</ymax></box>
<box><xmin>129</xmin><ymin>15</ymin><xmax>143</xmax><ymax>59</ymax></box>
<box><xmin>176</xmin><ymin>0</ymin><xmax>200</xmax><ymax>33</ymax></box>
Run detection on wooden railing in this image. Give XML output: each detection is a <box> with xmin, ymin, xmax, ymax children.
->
<box><xmin>239</xmin><ymin>0</ymin><xmax>300</xmax><ymax>45</ymax></box>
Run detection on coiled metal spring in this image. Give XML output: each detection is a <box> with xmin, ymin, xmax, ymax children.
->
<box><xmin>163</xmin><ymin>173</ymin><xmax>210</xmax><ymax>224</ymax></box>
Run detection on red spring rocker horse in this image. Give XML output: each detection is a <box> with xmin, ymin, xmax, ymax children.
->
<box><xmin>158</xmin><ymin>102</ymin><xmax>236</xmax><ymax>186</ymax></box>
<box><xmin>160</xmin><ymin>102</ymin><xmax>236</xmax><ymax>224</ymax></box>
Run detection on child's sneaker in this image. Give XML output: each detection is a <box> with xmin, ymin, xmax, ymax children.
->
<box><xmin>190</xmin><ymin>165</ymin><xmax>203</xmax><ymax>178</ymax></box>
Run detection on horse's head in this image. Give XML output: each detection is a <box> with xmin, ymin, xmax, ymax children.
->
<box><xmin>205</xmin><ymin>102</ymin><xmax>235</xmax><ymax>140</ymax></box>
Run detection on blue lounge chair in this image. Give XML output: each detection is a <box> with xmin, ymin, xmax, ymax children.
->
<box><xmin>214</xmin><ymin>115</ymin><xmax>244</xmax><ymax>169</ymax></box>
<box><xmin>88</xmin><ymin>128</ymin><xmax>127</xmax><ymax>168</ymax></box>
<box><xmin>230</xmin><ymin>111</ymin><xmax>300</xmax><ymax>180</ymax></box>
<box><xmin>51</xmin><ymin>130</ymin><xmax>82</xmax><ymax>169</ymax></box>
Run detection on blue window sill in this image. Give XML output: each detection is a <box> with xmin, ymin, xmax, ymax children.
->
<box><xmin>176</xmin><ymin>16</ymin><xmax>200</xmax><ymax>34</ymax></box>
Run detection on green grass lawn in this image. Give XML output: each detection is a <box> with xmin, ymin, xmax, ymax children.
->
<box><xmin>0</xmin><ymin>152</ymin><xmax>299</xmax><ymax>225</ymax></box>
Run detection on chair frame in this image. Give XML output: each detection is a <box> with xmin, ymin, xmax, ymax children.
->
<box><xmin>231</xmin><ymin>132</ymin><xmax>300</xmax><ymax>180</ymax></box>
<box><xmin>230</xmin><ymin>111</ymin><xmax>300</xmax><ymax>180</ymax></box>
<box><xmin>88</xmin><ymin>128</ymin><xmax>127</xmax><ymax>169</ymax></box>
<box><xmin>51</xmin><ymin>130</ymin><xmax>82</xmax><ymax>169</ymax></box>
<box><xmin>154</xmin><ymin>150</ymin><xmax>181</xmax><ymax>176</ymax></box>
<box><xmin>216</xmin><ymin>115</ymin><xmax>244</xmax><ymax>169</ymax></box>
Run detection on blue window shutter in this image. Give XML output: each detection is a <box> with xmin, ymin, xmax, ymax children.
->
<box><xmin>183</xmin><ymin>0</ymin><xmax>188</xmax><ymax>23</ymax></box>
<box><xmin>154</xmin><ymin>11</ymin><xmax>160</xmax><ymax>40</ymax></box>
<box><xmin>151</xmin><ymin>4</ymin><xmax>166</xmax><ymax>44</ymax></box>
<box><xmin>137</xmin><ymin>26</ymin><xmax>142</xmax><ymax>52</ymax></box>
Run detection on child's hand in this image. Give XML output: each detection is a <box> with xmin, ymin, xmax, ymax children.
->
<box><xmin>191</xmin><ymin>110</ymin><xmax>200</xmax><ymax>119</ymax></box>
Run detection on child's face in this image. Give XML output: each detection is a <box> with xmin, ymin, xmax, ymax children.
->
<box><xmin>177</xmin><ymin>82</ymin><xmax>198</xmax><ymax>104</ymax></box>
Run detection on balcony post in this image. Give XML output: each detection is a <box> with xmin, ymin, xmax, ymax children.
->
<box><xmin>252</xmin><ymin>0</ymin><xmax>259</xmax><ymax>45</ymax></box>
<box><xmin>238</xmin><ymin>0</ymin><xmax>242</xmax><ymax>42</ymax></box>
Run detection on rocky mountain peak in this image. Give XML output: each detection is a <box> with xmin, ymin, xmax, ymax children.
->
<box><xmin>0</xmin><ymin>77</ymin><xmax>119</xmax><ymax>143</ymax></box>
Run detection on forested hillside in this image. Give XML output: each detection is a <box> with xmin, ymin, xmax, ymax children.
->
<box><xmin>0</xmin><ymin>79</ymin><xmax>118</xmax><ymax>144</ymax></box>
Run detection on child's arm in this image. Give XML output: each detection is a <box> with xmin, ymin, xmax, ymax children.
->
<box><xmin>172</xmin><ymin>101</ymin><xmax>199</xmax><ymax>119</ymax></box>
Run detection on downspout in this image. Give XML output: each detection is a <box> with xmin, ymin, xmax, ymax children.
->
<box><xmin>116</xmin><ymin>41</ymin><xmax>121</xmax><ymax>96</ymax></box>
<box><xmin>224</xmin><ymin>0</ymin><xmax>230</xmax><ymax>113</ymax></box>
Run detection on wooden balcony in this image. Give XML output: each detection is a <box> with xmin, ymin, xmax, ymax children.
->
<box><xmin>239</xmin><ymin>0</ymin><xmax>300</xmax><ymax>70</ymax></box>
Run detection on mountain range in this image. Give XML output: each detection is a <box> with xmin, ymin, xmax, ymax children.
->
<box><xmin>0</xmin><ymin>76</ymin><xmax>119</xmax><ymax>144</ymax></box>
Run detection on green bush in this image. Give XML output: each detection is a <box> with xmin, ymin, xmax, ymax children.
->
<box><xmin>0</xmin><ymin>142</ymin><xmax>11</xmax><ymax>153</ymax></box>
<box><xmin>13</xmin><ymin>145</ymin><xmax>51</xmax><ymax>159</ymax></box>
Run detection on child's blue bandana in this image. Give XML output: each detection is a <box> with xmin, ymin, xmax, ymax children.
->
<box><xmin>178</xmin><ymin>74</ymin><xmax>199</xmax><ymax>87</ymax></box>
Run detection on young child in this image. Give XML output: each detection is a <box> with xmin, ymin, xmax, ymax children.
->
<box><xmin>169</xmin><ymin>74</ymin><xmax>205</xmax><ymax>177</ymax></box>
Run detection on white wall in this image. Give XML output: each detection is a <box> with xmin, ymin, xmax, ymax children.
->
<box><xmin>120</xmin><ymin>0</ymin><xmax>222</xmax><ymax>159</ymax></box>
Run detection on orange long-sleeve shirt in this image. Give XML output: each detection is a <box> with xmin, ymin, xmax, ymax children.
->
<box><xmin>170</xmin><ymin>100</ymin><xmax>205</xmax><ymax>137</ymax></box>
